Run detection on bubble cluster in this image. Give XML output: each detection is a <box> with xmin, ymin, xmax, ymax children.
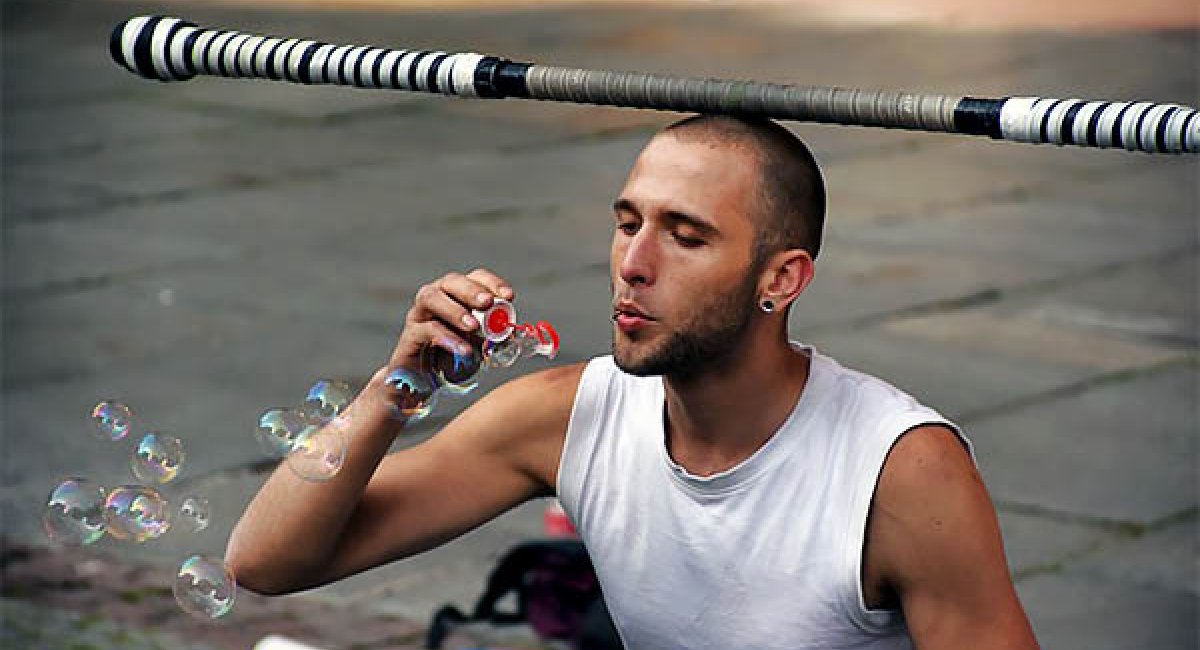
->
<box><xmin>104</xmin><ymin>485</ymin><xmax>171</xmax><ymax>542</ymax></box>
<box><xmin>179</xmin><ymin>496</ymin><xmax>211</xmax><ymax>533</ymax></box>
<box><xmin>256</xmin><ymin>407</ymin><xmax>313</xmax><ymax>458</ymax></box>
<box><xmin>384</xmin><ymin>367</ymin><xmax>438</xmax><ymax>421</ymax></box>
<box><xmin>42</xmin><ymin>478</ymin><xmax>107</xmax><ymax>546</ymax></box>
<box><xmin>256</xmin><ymin>383</ymin><xmax>360</xmax><ymax>482</ymax></box>
<box><xmin>91</xmin><ymin>401</ymin><xmax>133</xmax><ymax>441</ymax></box>
<box><xmin>286</xmin><ymin>425</ymin><xmax>348</xmax><ymax>482</ymax></box>
<box><xmin>55</xmin><ymin>401</ymin><xmax>225</xmax><ymax>620</ymax></box>
<box><xmin>173</xmin><ymin>555</ymin><xmax>237</xmax><ymax>619</ymax></box>
<box><xmin>301</xmin><ymin>379</ymin><xmax>354</xmax><ymax>424</ymax></box>
<box><xmin>131</xmin><ymin>433</ymin><xmax>185</xmax><ymax>484</ymax></box>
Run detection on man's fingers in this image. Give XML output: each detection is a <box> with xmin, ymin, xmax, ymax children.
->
<box><xmin>413</xmin><ymin>285</ymin><xmax>481</xmax><ymax>333</ymax></box>
<box><xmin>438</xmin><ymin>273</ymin><xmax>498</xmax><ymax>312</ymax></box>
<box><xmin>466</xmin><ymin>268</ymin><xmax>515</xmax><ymax>302</ymax></box>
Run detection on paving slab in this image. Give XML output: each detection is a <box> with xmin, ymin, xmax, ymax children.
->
<box><xmin>1017</xmin><ymin>571</ymin><xmax>1197</xmax><ymax>650</ymax></box>
<box><xmin>2</xmin><ymin>100</ymin><xmax>238</xmax><ymax>174</ymax></box>
<box><xmin>828</xmin><ymin>185</ymin><xmax>1194</xmax><ymax>272</ymax></box>
<box><xmin>995</xmin><ymin>510</ymin><xmax>1112</xmax><ymax>581</ymax></box>
<box><xmin>1067</xmin><ymin>518</ymin><xmax>1200</xmax><ymax>596</ymax></box>
<box><xmin>991</xmin><ymin>250</ymin><xmax>1198</xmax><ymax>348</ymax></box>
<box><xmin>807</xmin><ymin>326</ymin><xmax>1112</xmax><ymax>419</ymax></box>
<box><xmin>822</xmin><ymin>136</ymin><xmax>1193</xmax><ymax>224</ymax></box>
<box><xmin>2</xmin><ymin>213</ymin><xmax>243</xmax><ymax>297</ymax></box>
<box><xmin>792</xmin><ymin>242</ymin><xmax>1061</xmax><ymax>330</ymax></box>
<box><xmin>3</xmin><ymin>278</ymin><xmax>268</xmax><ymax>388</ymax></box>
<box><xmin>882</xmin><ymin>311</ymin><xmax>1185</xmax><ymax>373</ymax></box>
<box><xmin>968</xmin><ymin>361</ymin><xmax>1197</xmax><ymax>525</ymax></box>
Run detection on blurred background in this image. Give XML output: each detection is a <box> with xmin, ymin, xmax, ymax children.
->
<box><xmin>2</xmin><ymin>0</ymin><xmax>1197</xmax><ymax>648</ymax></box>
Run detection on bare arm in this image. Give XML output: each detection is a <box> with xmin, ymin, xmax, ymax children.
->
<box><xmin>864</xmin><ymin>425</ymin><xmax>1040</xmax><ymax>650</ymax></box>
<box><xmin>226</xmin><ymin>269</ymin><xmax>581</xmax><ymax>595</ymax></box>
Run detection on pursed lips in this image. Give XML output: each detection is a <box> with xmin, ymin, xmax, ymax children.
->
<box><xmin>613</xmin><ymin>300</ymin><xmax>654</xmax><ymax>320</ymax></box>
<box><xmin>613</xmin><ymin>300</ymin><xmax>655</xmax><ymax>331</ymax></box>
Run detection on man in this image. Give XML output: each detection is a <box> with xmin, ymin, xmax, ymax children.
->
<box><xmin>228</xmin><ymin>115</ymin><xmax>1040</xmax><ymax>649</ymax></box>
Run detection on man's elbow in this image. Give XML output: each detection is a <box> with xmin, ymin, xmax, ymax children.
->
<box><xmin>225</xmin><ymin>533</ymin><xmax>312</xmax><ymax>596</ymax></box>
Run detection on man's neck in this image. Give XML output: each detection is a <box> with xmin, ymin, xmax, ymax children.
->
<box><xmin>662</xmin><ymin>331</ymin><xmax>811</xmax><ymax>477</ymax></box>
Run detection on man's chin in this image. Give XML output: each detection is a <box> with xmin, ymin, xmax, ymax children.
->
<box><xmin>612</xmin><ymin>340</ymin><xmax>660</xmax><ymax>377</ymax></box>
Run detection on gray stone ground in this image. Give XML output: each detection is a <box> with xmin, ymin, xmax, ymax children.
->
<box><xmin>2</xmin><ymin>0</ymin><xmax>1197</xmax><ymax>648</ymax></box>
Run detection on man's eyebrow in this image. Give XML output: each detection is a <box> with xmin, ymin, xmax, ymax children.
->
<box><xmin>612</xmin><ymin>198</ymin><xmax>639</xmax><ymax>216</ymax></box>
<box><xmin>613</xmin><ymin>199</ymin><xmax>719</xmax><ymax>236</ymax></box>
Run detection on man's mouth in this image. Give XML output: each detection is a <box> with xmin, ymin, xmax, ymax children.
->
<box><xmin>613</xmin><ymin>301</ymin><xmax>655</xmax><ymax>332</ymax></box>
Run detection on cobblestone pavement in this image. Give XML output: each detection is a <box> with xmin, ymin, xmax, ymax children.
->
<box><xmin>2</xmin><ymin>0</ymin><xmax>1196</xmax><ymax>648</ymax></box>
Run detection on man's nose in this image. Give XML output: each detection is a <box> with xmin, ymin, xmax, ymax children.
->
<box><xmin>618</xmin><ymin>229</ymin><xmax>657</xmax><ymax>287</ymax></box>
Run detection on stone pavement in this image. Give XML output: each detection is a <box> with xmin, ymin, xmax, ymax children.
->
<box><xmin>2</xmin><ymin>0</ymin><xmax>1197</xmax><ymax>648</ymax></box>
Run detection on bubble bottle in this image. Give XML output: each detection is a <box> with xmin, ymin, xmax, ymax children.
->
<box><xmin>384</xmin><ymin>299</ymin><xmax>560</xmax><ymax>422</ymax></box>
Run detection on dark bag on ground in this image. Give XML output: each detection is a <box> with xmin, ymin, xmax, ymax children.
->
<box><xmin>424</xmin><ymin>539</ymin><xmax>623</xmax><ymax>650</ymax></box>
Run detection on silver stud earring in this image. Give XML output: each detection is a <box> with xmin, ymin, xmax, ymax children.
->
<box><xmin>760</xmin><ymin>298</ymin><xmax>775</xmax><ymax>313</ymax></box>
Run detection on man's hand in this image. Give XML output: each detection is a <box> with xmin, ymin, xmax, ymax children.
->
<box><xmin>388</xmin><ymin>268</ymin><xmax>515</xmax><ymax>372</ymax></box>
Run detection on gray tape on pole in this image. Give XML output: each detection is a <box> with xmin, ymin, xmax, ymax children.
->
<box><xmin>524</xmin><ymin>65</ymin><xmax>960</xmax><ymax>133</ymax></box>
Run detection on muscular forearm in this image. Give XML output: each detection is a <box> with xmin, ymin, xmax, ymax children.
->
<box><xmin>226</xmin><ymin>368</ymin><xmax>402</xmax><ymax>594</ymax></box>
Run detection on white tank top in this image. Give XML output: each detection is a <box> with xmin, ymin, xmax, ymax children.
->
<box><xmin>556</xmin><ymin>344</ymin><xmax>971</xmax><ymax>650</ymax></box>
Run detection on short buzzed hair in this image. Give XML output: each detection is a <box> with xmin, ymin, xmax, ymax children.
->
<box><xmin>663</xmin><ymin>115</ymin><xmax>826</xmax><ymax>262</ymax></box>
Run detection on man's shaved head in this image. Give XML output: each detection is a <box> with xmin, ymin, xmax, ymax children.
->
<box><xmin>662</xmin><ymin>115</ymin><xmax>826</xmax><ymax>263</ymax></box>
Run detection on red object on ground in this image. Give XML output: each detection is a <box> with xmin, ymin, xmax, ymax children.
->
<box><xmin>543</xmin><ymin>500</ymin><xmax>577</xmax><ymax>537</ymax></box>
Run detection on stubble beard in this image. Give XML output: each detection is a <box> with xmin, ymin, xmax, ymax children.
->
<box><xmin>612</xmin><ymin>271</ymin><xmax>760</xmax><ymax>382</ymax></box>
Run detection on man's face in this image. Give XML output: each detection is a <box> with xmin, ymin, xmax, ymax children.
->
<box><xmin>610</xmin><ymin>134</ymin><xmax>763</xmax><ymax>379</ymax></box>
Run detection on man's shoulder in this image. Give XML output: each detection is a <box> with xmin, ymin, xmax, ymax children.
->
<box><xmin>808</xmin><ymin>345</ymin><xmax>930</xmax><ymax>415</ymax></box>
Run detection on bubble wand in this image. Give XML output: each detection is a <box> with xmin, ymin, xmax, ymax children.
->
<box><xmin>384</xmin><ymin>299</ymin><xmax>561</xmax><ymax>421</ymax></box>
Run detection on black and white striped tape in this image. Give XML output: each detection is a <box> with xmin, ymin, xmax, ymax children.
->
<box><xmin>110</xmin><ymin>16</ymin><xmax>490</xmax><ymax>97</ymax></box>
<box><xmin>999</xmin><ymin>97</ymin><xmax>1196</xmax><ymax>153</ymax></box>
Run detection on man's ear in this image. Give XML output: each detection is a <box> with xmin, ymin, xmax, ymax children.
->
<box><xmin>759</xmin><ymin>248</ymin><xmax>815</xmax><ymax>311</ymax></box>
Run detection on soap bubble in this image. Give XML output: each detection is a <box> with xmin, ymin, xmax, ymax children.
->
<box><xmin>517</xmin><ymin>331</ymin><xmax>542</xmax><ymax>357</ymax></box>
<box><xmin>383</xmin><ymin>367</ymin><xmax>437</xmax><ymax>421</ymax></box>
<box><xmin>286</xmin><ymin>424</ymin><xmax>347</xmax><ymax>481</ymax></box>
<box><xmin>42</xmin><ymin>478</ymin><xmax>107</xmax><ymax>546</ymax></box>
<box><xmin>104</xmin><ymin>485</ymin><xmax>171</xmax><ymax>542</ymax></box>
<box><xmin>173</xmin><ymin>555</ymin><xmax>236</xmax><ymax>619</ymax></box>
<box><xmin>256</xmin><ymin>407</ymin><xmax>315</xmax><ymax>458</ymax></box>
<box><xmin>131</xmin><ymin>433</ymin><xmax>185</xmax><ymax>484</ymax></box>
<box><xmin>91</xmin><ymin>401</ymin><xmax>132</xmax><ymax>441</ymax></box>
<box><xmin>430</xmin><ymin>346</ymin><xmax>481</xmax><ymax>395</ymax></box>
<box><xmin>483</xmin><ymin>336</ymin><xmax>522</xmax><ymax>369</ymax></box>
<box><xmin>179</xmin><ymin>496</ymin><xmax>211</xmax><ymax>533</ymax></box>
<box><xmin>301</xmin><ymin>379</ymin><xmax>354</xmax><ymax>424</ymax></box>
